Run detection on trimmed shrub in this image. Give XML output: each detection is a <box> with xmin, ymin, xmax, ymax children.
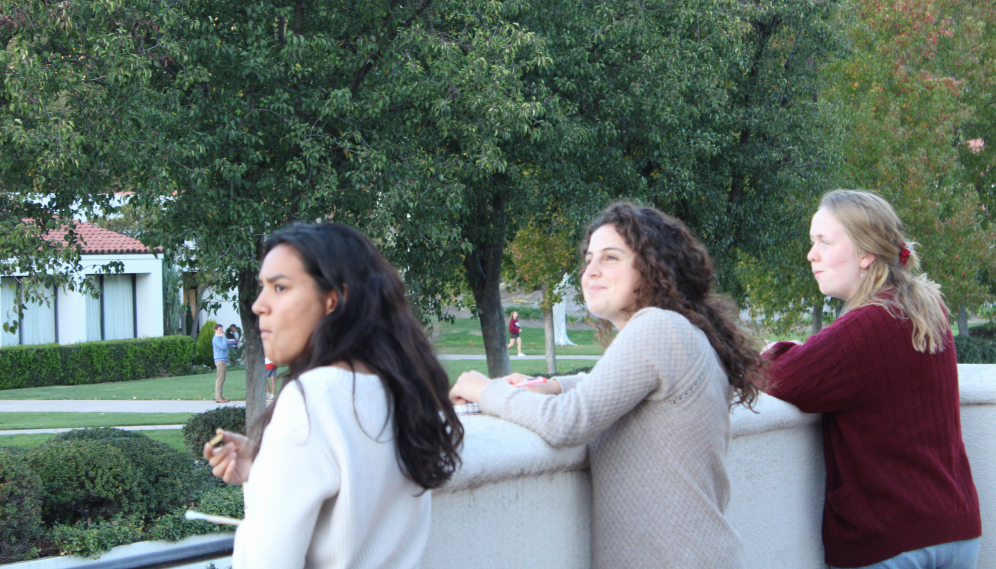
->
<box><xmin>955</xmin><ymin>334</ymin><xmax>996</xmax><ymax>364</ymax></box>
<box><xmin>53</xmin><ymin>429</ymin><xmax>197</xmax><ymax>520</ymax></box>
<box><xmin>0</xmin><ymin>335</ymin><xmax>195</xmax><ymax>390</ymax></box>
<box><xmin>148</xmin><ymin>485</ymin><xmax>244</xmax><ymax>542</ymax></box>
<box><xmin>27</xmin><ymin>440</ymin><xmax>143</xmax><ymax>525</ymax></box>
<box><xmin>183</xmin><ymin>406</ymin><xmax>246</xmax><ymax>458</ymax></box>
<box><xmin>0</xmin><ymin>448</ymin><xmax>44</xmax><ymax>563</ymax></box>
<box><xmin>195</xmin><ymin>320</ymin><xmax>219</xmax><ymax>368</ymax></box>
<box><xmin>49</xmin><ymin>515</ymin><xmax>144</xmax><ymax>558</ymax></box>
<box><xmin>503</xmin><ymin>306</ymin><xmax>543</xmax><ymax>319</ymax></box>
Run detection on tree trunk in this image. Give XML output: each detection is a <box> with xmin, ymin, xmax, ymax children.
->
<box><xmin>811</xmin><ymin>302</ymin><xmax>823</xmax><ymax>334</ymax></box>
<box><xmin>553</xmin><ymin>274</ymin><xmax>576</xmax><ymax>346</ymax></box>
<box><xmin>543</xmin><ymin>307</ymin><xmax>556</xmax><ymax>376</ymax></box>
<box><xmin>463</xmin><ymin>249</ymin><xmax>510</xmax><ymax>377</ymax></box>
<box><xmin>463</xmin><ymin>191</ymin><xmax>511</xmax><ymax>378</ymax></box>
<box><xmin>238</xmin><ymin>266</ymin><xmax>266</xmax><ymax>432</ymax></box>
<box><xmin>958</xmin><ymin>305</ymin><xmax>970</xmax><ymax>338</ymax></box>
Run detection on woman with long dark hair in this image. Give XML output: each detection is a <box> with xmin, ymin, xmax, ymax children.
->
<box><xmin>204</xmin><ymin>223</ymin><xmax>462</xmax><ymax>569</ymax></box>
<box><xmin>762</xmin><ymin>190</ymin><xmax>980</xmax><ymax>569</ymax></box>
<box><xmin>450</xmin><ymin>202</ymin><xmax>762</xmax><ymax>569</ymax></box>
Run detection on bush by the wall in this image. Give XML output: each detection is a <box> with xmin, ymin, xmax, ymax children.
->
<box><xmin>194</xmin><ymin>321</ymin><xmax>219</xmax><ymax>368</ymax></box>
<box><xmin>0</xmin><ymin>335</ymin><xmax>195</xmax><ymax>390</ymax></box>
<box><xmin>148</xmin><ymin>485</ymin><xmax>244</xmax><ymax>542</ymax></box>
<box><xmin>955</xmin><ymin>334</ymin><xmax>996</xmax><ymax>364</ymax></box>
<box><xmin>49</xmin><ymin>515</ymin><xmax>144</xmax><ymax>559</ymax></box>
<box><xmin>0</xmin><ymin>448</ymin><xmax>44</xmax><ymax>563</ymax></box>
<box><xmin>52</xmin><ymin>429</ymin><xmax>197</xmax><ymax>521</ymax></box>
<box><xmin>27</xmin><ymin>441</ymin><xmax>143</xmax><ymax>525</ymax></box>
<box><xmin>182</xmin><ymin>406</ymin><xmax>247</xmax><ymax>458</ymax></box>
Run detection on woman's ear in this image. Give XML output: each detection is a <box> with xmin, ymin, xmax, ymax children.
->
<box><xmin>325</xmin><ymin>285</ymin><xmax>347</xmax><ymax>315</ymax></box>
<box><xmin>325</xmin><ymin>290</ymin><xmax>339</xmax><ymax>315</ymax></box>
<box><xmin>859</xmin><ymin>253</ymin><xmax>877</xmax><ymax>270</ymax></box>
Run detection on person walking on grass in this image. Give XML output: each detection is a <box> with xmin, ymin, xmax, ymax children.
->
<box><xmin>507</xmin><ymin>310</ymin><xmax>524</xmax><ymax>357</ymax></box>
<box><xmin>213</xmin><ymin>324</ymin><xmax>231</xmax><ymax>403</ymax></box>
<box><xmin>264</xmin><ymin>356</ymin><xmax>277</xmax><ymax>401</ymax></box>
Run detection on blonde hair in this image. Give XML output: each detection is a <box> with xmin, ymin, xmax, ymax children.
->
<box><xmin>820</xmin><ymin>190</ymin><xmax>950</xmax><ymax>353</ymax></box>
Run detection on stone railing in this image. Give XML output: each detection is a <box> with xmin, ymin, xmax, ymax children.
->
<box><xmin>12</xmin><ymin>365</ymin><xmax>993</xmax><ymax>569</ymax></box>
<box><xmin>424</xmin><ymin>364</ymin><xmax>996</xmax><ymax>569</ymax></box>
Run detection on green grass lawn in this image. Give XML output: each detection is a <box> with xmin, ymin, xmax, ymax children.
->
<box><xmin>0</xmin><ymin>370</ymin><xmax>247</xmax><ymax>401</ymax></box>
<box><xmin>0</xmin><ymin>359</ymin><xmax>595</xmax><ymax>401</ymax></box>
<box><xmin>432</xmin><ymin>318</ymin><xmax>606</xmax><ymax>355</ymax></box>
<box><xmin>0</xmin><ymin>413</ymin><xmax>192</xmax><ymax>431</ymax></box>
<box><xmin>0</xmin><ymin>429</ymin><xmax>187</xmax><ymax>452</ymax></box>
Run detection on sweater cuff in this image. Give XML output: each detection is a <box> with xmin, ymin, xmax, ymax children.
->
<box><xmin>554</xmin><ymin>373</ymin><xmax>585</xmax><ymax>393</ymax></box>
<box><xmin>479</xmin><ymin>379</ymin><xmax>517</xmax><ymax>416</ymax></box>
<box><xmin>762</xmin><ymin>341</ymin><xmax>797</xmax><ymax>361</ymax></box>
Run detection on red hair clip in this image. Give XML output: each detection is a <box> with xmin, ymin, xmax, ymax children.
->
<box><xmin>899</xmin><ymin>243</ymin><xmax>911</xmax><ymax>265</ymax></box>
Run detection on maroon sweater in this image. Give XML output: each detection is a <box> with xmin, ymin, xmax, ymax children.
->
<box><xmin>764</xmin><ymin>303</ymin><xmax>980</xmax><ymax>568</ymax></box>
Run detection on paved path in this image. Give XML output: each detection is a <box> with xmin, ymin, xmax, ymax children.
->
<box><xmin>0</xmin><ymin>400</ymin><xmax>245</xmax><ymax>413</ymax></box>
<box><xmin>437</xmin><ymin>355</ymin><xmax>601</xmax><ymax>360</ymax></box>
<box><xmin>0</xmin><ymin>424</ymin><xmax>186</xmax><ymax>436</ymax></box>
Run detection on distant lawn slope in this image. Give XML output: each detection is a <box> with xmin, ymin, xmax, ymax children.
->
<box><xmin>433</xmin><ymin>318</ymin><xmax>605</xmax><ymax>355</ymax></box>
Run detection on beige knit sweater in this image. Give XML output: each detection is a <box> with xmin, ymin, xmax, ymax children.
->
<box><xmin>479</xmin><ymin>307</ymin><xmax>747</xmax><ymax>569</ymax></box>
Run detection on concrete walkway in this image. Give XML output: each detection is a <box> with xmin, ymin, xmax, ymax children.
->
<box><xmin>0</xmin><ymin>424</ymin><xmax>187</xmax><ymax>436</ymax></box>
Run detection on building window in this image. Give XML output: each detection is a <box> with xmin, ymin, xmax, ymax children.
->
<box><xmin>0</xmin><ymin>278</ymin><xmax>57</xmax><ymax>346</ymax></box>
<box><xmin>86</xmin><ymin>274</ymin><xmax>137</xmax><ymax>341</ymax></box>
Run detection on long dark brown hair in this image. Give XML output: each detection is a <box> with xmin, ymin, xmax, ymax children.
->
<box><xmin>251</xmin><ymin>223</ymin><xmax>462</xmax><ymax>490</ymax></box>
<box><xmin>583</xmin><ymin>202</ymin><xmax>764</xmax><ymax>407</ymax></box>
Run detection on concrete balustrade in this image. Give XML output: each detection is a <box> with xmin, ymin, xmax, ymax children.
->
<box><xmin>11</xmin><ymin>365</ymin><xmax>994</xmax><ymax>569</ymax></box>
<box><xmin>423</xmin><ymin>364</ymin><xmax>996</xmax><ymax>569</ymax></box>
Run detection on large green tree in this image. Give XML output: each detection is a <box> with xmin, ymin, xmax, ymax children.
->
<box><xmin>827</xmin><ymin>0</ymin><xmax>996</xmax><ymax>334</ymax></box>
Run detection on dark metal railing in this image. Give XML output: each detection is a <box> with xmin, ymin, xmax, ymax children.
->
<box><xmin>71</xmin><ymin>536</ymin><xmax>233</xmax><ymax>569</ymax></box>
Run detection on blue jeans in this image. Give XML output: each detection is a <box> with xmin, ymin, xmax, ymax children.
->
<box><xmin>831</xmin><ymin>538</ymin><xmax>980</xmax><ymax>569</ymax></box>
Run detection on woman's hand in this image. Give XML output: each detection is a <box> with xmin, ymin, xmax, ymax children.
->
<box><xmin>203</xmin><ymin>429</ymin><xmax>253</xmax><ymax>486</ymax></box>
<box><xmin>449</xmin><ymin>370</ymin><xmax>492</xmax><ymax>404</ymax></box>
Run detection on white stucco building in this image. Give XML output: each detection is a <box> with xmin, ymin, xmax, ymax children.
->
<box><xmin>1</xmin><ymin>222</ymin><xmax>164</xmax><ymax>346</ymax></box>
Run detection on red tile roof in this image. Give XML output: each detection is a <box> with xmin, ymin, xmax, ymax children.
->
<box><xmin>44</xmin><ymin>221</ymin><xmax>153</xmax><ymax>254</ymax></box>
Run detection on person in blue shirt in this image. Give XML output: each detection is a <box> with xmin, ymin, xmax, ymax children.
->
<box><xmin>212</xmin><ymin>324</ymin><xmax>230</xmax><ymax>403</ymax></box>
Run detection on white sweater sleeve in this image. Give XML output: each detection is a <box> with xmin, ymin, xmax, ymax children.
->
<box><xmin>479</xmin><ymin>309</ymin><xmax>678</xmax><ymax>447</ymax></box>
<box><xmin>233</xmin><ymin>383</ymin><xmax>340</xmax><ymax>569</ymax></box>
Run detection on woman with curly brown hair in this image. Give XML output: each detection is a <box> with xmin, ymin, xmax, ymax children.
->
<box><xmin>450</xmin><ymin>202</ymin><xmax>762</xmax><ymax>569</ymax></box>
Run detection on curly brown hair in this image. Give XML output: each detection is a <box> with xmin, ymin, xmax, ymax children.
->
<box><xmin>583</xmin><ymin>202</ymin><xmax>764</xmax><ymax>407</ymax></box>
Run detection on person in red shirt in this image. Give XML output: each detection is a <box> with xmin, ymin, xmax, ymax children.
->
<box><xmin>763</xmin><ymin>190</ymin><xmax>980</xmax><ymax>569</ymax></box>
<box><xmin>507</xmin><ymin>310</ymin><xmax>524</xmax><ymax>357</ymax></box>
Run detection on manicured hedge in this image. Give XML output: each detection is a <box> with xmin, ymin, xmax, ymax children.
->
<box><xmin>0</xmin><ymin>335</ymin><xmax>194</xmax><ymax>390</ymax></box>
<box><xmin>955</xmin><ymin>333</ymin><xmax>996</xmax><ymax>364</ymax></box>
<box><xmin>182</xmin><ymin>406</ymin><xmax>247</xmax><ymax>458</ymax></box>
<box><xmin>1</xmin><ymin>428</ymin><xmax>241</xmax><ymax>560</ymax></box>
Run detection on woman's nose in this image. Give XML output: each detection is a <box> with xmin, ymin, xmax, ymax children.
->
<box><xmin>807</xmin><ymin>245</ymin><xmax>818</xmax><ymax>263</ymax></box>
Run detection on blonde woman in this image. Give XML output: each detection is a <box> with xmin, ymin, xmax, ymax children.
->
<box><xmin>763</xmin><ymin>190</ymin><xmax>980</xmax><ymax>569</ymax></box>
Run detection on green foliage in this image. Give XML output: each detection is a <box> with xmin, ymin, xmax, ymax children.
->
<box><xmin>49</xmin><ymin>516</ymin><xmax>144</xmax><ymax>559</ymax></box>
<box><xmin>827</xmin><ymin>0</ymin><xmax>996</xmax><ymax>314</ymax></box>
<box><xmin>182</xmin><ymin>406</ymin><xmax>247</xmax><ymax>458</ymax></box>
<box><xmin>0</xmin><ymin>336</ymin><xmax>194</xmax><ymax>390</ymax></box>
<box><xmin>148</xmin><ymin>485</ymin><xmax>244</xmax><ymax>542</ymax></box>
<box><xmin>27</xmin><ymin>440</ymin><xmax>143</xmax><ymax>524</ymax></box>
<box><xmin>52</xmin><ymin>429</ymin><xmax>197</xmax><ymax>521</ymax></box>
<box><xmin>0</xmin><ymin>448</ymin><xmax>44</xmax><ymax>563</ymax></box>
<box><xmin>194</xmin><ymin>321</ymin><xmax>218</xmax><ymax>368</ymax></box>
<box><xmin>162</xmin><ymin>263</ymin><xmax>184</xmax><ymax>336</ymax></box>
<box><xmin>955</xmin><ymin>329</ymin><xmax>996</xmax><ymax>364</ymax></box>
<box><xmin>503</xmin><ymin>306</ymin><xmax>543</xmax><ymax>320</ymax></box>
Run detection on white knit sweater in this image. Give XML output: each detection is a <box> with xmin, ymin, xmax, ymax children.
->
<box><xmin>233</xmin><ymin>367</ymin><xmax>431</xmax><ymax>569</ymax></box>
<box><xmin>479</xmin><ymin>307</ymin><xmax>747</xmax><ymax>569</ymax></box>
